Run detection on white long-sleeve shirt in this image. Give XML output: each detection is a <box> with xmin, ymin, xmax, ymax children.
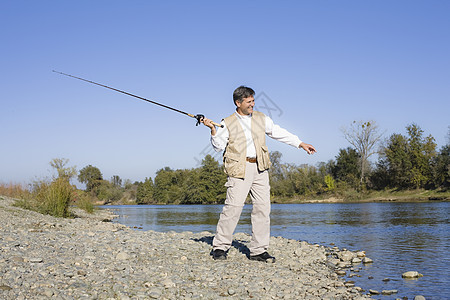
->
<box><xmin>211</xmin><ymin>112</ymin><xmax>302</xmax><ymax>157</ymax></box>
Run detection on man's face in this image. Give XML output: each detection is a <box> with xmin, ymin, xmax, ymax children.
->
<box><xmin>236</xmin><ymin>96</ymin><xmax>255</xmax><ymax>116</ymax></box>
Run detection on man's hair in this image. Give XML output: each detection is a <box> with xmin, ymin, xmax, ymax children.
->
<box><xmin>233</xmin><ymin>86</ymin><xmax>255</xmax><ymax>105</ymax></box>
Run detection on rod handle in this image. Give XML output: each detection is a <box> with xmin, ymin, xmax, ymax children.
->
<box><xmin>211</xmin><ymin>121</ymin><xmax>224</xmax><ymax>128</ymax></box>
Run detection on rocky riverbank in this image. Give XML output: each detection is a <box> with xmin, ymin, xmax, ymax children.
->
<box><xmin>0</xmin><ymin>196</ymin><xmax>374</xmax><ymax>299</ymax></box>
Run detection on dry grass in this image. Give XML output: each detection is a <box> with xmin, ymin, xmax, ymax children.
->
<box><xmin>2</xmin><ymin>180</ymin><xmax>96</xmax><ymax>216</ymax></box>
<box><xmin>0</xmin><ymin>182</ymin><xmax>31</xmax><ymax>199</ymax></box>
<box><xmin>2</xmin><ymin>180</ymin><xmax>75</xmax><ymax>217</ymax></box>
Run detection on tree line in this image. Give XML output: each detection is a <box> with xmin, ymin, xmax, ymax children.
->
<box><xmin>75</xmin><ymin>122</ymin><xmax>448</xmax><ymax>204</ymax></box>
<box><xmin>77</xmin><ymin>154</ymin><xmax>227</xmax><ymax>205</ymax></box>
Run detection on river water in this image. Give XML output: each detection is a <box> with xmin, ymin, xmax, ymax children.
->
<box><xmin>103</xmin><ymin>202</ymin><xmax>449</xmax><ymax>299</ymax></box>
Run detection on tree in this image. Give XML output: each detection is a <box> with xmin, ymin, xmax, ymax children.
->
<box><xmin>195</xmin><ymin>155</ymin><xmax>227</xmax><ymax>204</ymax></box>
<box><xmin>153</xmin><ymin>167</ymin><xmax>183</xmax><ymax>203</ymax></box>
<box><xmin>151</xmin><ymin>156</ymin><xmax>227</xmax><ymax>204</ymax></box>
<box><xmin>377</xmin><ymin>124</ymin><xmax>437</xmax><ymax>189</ymax></box>
<box><xmin>342</xmin><ymin>120</ymin><xmax>383</xmax><ymax>186</ymax></box>
<box><xmin>332</xmin><ymin>147</ymin><xmax>361</xmax><ymax>188</ymax></box>
<box><xmin>269</xmin><ymin>151</ymin><xmax>283</xmax><ymax>180</ymax></box>
<box><xmin>269</xmin><ymin>151</ymin><xmax>288</xmax><ymax>196</ymax></box>
<box><xmin>282</xmin><ymin>164</ymin><xmax>324</xmax><ymax>197</ymax></box>
<box><xmin>433</xmin><ymin>127</ymin><xmax>449</xmax><ymax>189</ymax></box>
<box><xmin>379</xmin><ymin>133</ymin><xmax>411</xmax><ymax>188</ymax></box>
<box><xmin>406</xmin><ymin>124</ymin><xmax>436</xmax><ymax>188</ymax></box>
<box><xmin>136</xmin><ymin>177</ymin><xmax>154</xmax><ymax>204</ymax></box>
<box><xmin>96</xmin><ymin>180</ymin><xmax>123</xmax><ymax>203</ymax></box>
<box><xmin>78</xmin><ymin>165</ymin><xmax>103</xmax><ymax>192</ymax></box>
<box><xmin>181</xmin><ymin>169</ymin><xmax>203</xmax><ymax>204</ymax></box>
<box><xmin>434</xmin><ymin>144</ymin><xmax>450</xmax><ymax>189</ymax></box>
<box><xmin>50</xmin><ymin>158</ymin><xmax>77</xmax><ymax>181</ymax></box>
<box><xmin>111</xmin><ymin>175</ymin><xmax>122</xmax><ymax>188</ymax></box>
<box><xmin>272</xmin><ymin>163</ymin><xmax>297</xmax><ymax>197</ymax></box>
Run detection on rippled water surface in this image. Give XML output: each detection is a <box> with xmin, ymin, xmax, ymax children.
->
<box><xmin>104</xmin><ymin>202</ymin><xmax>449</xmax><ymax>299</ymax></box>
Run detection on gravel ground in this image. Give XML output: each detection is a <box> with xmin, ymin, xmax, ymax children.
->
<box><xmin>0</xmin><ymin>196</ymin><xmax>372</xmax><ymax>299</ymax></box>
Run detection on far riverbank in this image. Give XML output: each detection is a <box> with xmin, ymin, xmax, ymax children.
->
<box><xmin>98</xmin><ymin>189</ymin><xmax>449</xmax><ymax>206</ymax></box>
<box><xmin>271</xmin><ymin>189</ymin><xmax>449</xmax><ymax>204</ymax></box>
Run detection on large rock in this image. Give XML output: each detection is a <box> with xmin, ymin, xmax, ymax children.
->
<box><xmin>402</xmin><ymin>271</ymin><xmax>423</xmax><ymax>278</ymax></box>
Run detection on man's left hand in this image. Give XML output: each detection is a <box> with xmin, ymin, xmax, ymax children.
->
<box><xmin>299</xmin><ymin>142</ymin><xmax>317</xmax><ymax>155</ymax></box>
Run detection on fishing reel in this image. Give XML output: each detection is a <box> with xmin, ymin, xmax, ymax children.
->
<box><xmin>194</xmin><ymin>114</ymin><xmax>224</xmax><ymax>128</ymax></box>
<box><xmin>194</xmin><ymin>114</ymin><xmax>205</xmax><ymax>126</ymax></box>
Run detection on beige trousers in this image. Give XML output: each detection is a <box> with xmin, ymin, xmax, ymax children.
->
<box><xmin>213</xmin><ymin>162</ymin><xmax>271</xmax><ymax>256</ymax></box>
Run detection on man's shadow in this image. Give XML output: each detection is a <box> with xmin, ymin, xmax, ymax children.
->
<box><xmin>192</xmin><ymin>236</ymin><xmax>250</xmax><ymax>258</ymax></box>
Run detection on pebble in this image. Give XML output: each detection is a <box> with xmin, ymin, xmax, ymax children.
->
<box><xmin>382</xmin><ymin>289</ymin><xmax>398</xmax><ymax>295</ymax></box>
<box><xmin>0</xmin><ymin>196</ymin><xmax>371</xmax><ymax>299</ymax></box>
<box><xmin>351</xmin><ymin>257</ymin><xmax>362</xmax><ymax>264</ymax></box>
<box><xmin>116</xmin><ymin>252</ymin><xmax>130</xmax><ymax>260</ymax></box>
<box><xmin>356</xmin><ymin>251</ymin><xmax>365</xmax><ymax>257</ymax></box>
<box><xmin>362</xmin><ymin>257</ymin><xmax>374</xmax><ymax>264</ymax></box>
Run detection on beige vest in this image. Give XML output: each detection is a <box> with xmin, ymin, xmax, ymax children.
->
<box><xmin>223</xmin><ymin>111</ymin><xmax>271</xmax><ymax>178</ymax></box>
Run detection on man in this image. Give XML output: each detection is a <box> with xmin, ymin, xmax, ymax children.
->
<box><xmin>202</xmin><ymin>86</ymin><xmax>316</xmax><ymax>262</ymax></box>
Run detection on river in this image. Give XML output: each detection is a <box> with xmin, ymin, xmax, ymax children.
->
<box><xmin>102</xmin><ymin>201</ymin><xmax>449</xmax><ymax>299</ymax></box>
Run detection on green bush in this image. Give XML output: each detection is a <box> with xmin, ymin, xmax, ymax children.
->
<box><xmin>34</xmin><ymin>178</ymin><xmax>74</xmax><ymax>217</ymax></box>
<box><xmin>324</xmin><ymin>174</ymin><xmax>336</xmax><ymax>191</ymax></box>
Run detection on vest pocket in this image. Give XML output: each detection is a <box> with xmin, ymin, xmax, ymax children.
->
<box><xmin>224</xmin><ymin>152</ymin><xmax>242</xmax><ymax>177</ymax></box>
<box><xmin>260</xmin><ymin>145</ymin><xmax>271</xmax><ymax>170</ymax></box>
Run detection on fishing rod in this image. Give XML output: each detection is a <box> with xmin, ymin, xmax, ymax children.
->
<box><xmin>52</xmin><ymin>70</ymin><xmax>223</xmax><ymax>128</ymax></box>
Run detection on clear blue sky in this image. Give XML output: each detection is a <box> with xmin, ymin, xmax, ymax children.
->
<box><xmin>1</xmin><ymin>1</ymin><xmax>449</xmax><ymax>186</ymax></box>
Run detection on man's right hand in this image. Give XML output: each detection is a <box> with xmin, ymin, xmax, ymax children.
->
<box><xmin>202</xmin><ymin>117</ymin><xmax>217</xmax><ymax>136</ymax></box>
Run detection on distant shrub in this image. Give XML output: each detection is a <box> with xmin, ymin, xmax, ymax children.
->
<box><xmin>73</xmin><ymin>190</ymin><xmax>94</xmax><ymax>214</ymax></box>
<box><xmin>96</xmin><ymin>180</ymin><xmax>123</xmax><ymax>203</ymax></box>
